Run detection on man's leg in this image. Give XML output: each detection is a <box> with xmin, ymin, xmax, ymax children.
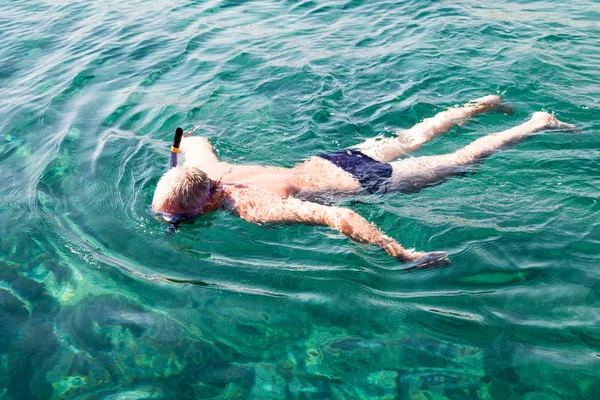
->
<box><xmin>355</xmin><ymin>95</ymin><xmax>503</xmax><ymax>163</ymax></box>
<box><xmin>388</xmin><ymin>112</ymin><xmax>576</xmax><ymax>190</ymax></box>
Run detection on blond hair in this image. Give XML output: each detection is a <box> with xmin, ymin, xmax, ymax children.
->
<box><xmin>152</xmin><ymin>166</ymin><xmax>212</xmax><ymax>214</ymax></box>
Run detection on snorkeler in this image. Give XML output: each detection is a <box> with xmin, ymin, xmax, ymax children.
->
<box><xmin>152</xmin><ymin>95</ymin><xmax>575</xmax><ymax>267</ymax></box>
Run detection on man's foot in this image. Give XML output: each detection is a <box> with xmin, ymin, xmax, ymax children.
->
<box><xmin>531</xmin><ymin>112</ymin><xmax>577</xmax><ymax>131</ymax></box>
<box><xmin>448</xmin><ymin>95</ymin><xmax>502</xmax><ymax>121</ymax></box>
<box><xmin>472</xmin><ymin>94</ymin><xmax>502</xmax><ymax>108</ymax></box>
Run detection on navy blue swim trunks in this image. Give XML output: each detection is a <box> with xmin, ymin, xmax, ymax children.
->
<box><xmin>319</xmin><ymin>149</ymin><xmax>392</xmax><ymax>193</ymax></box>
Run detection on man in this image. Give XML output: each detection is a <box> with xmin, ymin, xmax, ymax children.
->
<box><xmin>152</xmin><ymin>95</ymin><xmax>575</xmax><ymax>267</ymax></box>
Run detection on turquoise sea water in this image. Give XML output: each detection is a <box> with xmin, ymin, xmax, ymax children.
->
<box><xmin>1</xmin><ymin>0</ymin><xmax>599</xmax><ymax>398</ymax></box>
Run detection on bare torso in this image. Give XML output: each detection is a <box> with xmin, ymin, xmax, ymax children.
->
<box><xmin>181</xmin><ymin>137</ymin><xmax>361</xmax><ymax>199</ymax></box>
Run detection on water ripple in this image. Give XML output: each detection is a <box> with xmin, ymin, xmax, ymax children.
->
<box><xmin>0</xmin><ymin>0</ymin><xmax>599</xmax><ymax>398</ymax></box>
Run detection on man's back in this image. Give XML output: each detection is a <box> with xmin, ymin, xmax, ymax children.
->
<box><xmin>180</xmin><ymin>136</ymin><xmax>362</xmax><ymax>198</ymax></box>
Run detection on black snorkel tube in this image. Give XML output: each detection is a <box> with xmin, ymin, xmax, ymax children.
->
<box><xmin>169</xmin><ymin>127</ymin><xmax>184</xmax><ymax>169</ymax></box>
<box><xmin>163</xmin><ymin>127</ymin><xmax>185</xmax><ymax>233</ymax></box>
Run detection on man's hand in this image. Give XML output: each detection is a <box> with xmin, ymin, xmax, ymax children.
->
<box><xmin>408</xmin><ymin>251</ymin><xmax>451</xmax><ymax>269</ymax></box>
<box><xmin>227</xmin><ymin>186</ymin><xmax>449</xmax><ymax>265</ymax></box>
<box><xmin>183</xmin><ymin>126</ymin><xmax>200</xmax><ymax>137</ymax></box>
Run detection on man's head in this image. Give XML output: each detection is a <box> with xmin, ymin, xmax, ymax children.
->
<box><xmin>152</xmin><ymin>165</ymin><xmax>213</xmax><ymax>215</ymax></box>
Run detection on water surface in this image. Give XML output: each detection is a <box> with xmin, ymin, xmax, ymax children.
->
<box><xmin>1</xmin><ymin>0</ymin><xmax>599</xmax><ymax>398</ymax></box>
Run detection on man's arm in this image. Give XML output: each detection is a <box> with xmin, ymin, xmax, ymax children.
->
<box><xmin>180</xmin><ymin>136</ymin><xmax>219</xmax><ymax>165</ymax></box>
<box><xmin>230</xmin><ymin>187</ymin><xmax>446</xmax><ymax>265</ymax></box>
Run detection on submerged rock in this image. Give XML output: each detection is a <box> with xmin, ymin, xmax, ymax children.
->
<box><xmin>0</xmin><ymin>272</ymin><xmax>62</xmax><ymax>400</ymax></box>
<box><xmin>53</xmin><ymin>294</ymin><xmax>228</xmax><ymax>398</ymax></box>
<box><xmin>207</xmin><ymin>302</ymin><xmax>313</xmax><ymax>359</ymax></box>
<box><xmin>0</xmin><ymin>288</ymin><xmax>29</xmax><ymax>353</ymax></box>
